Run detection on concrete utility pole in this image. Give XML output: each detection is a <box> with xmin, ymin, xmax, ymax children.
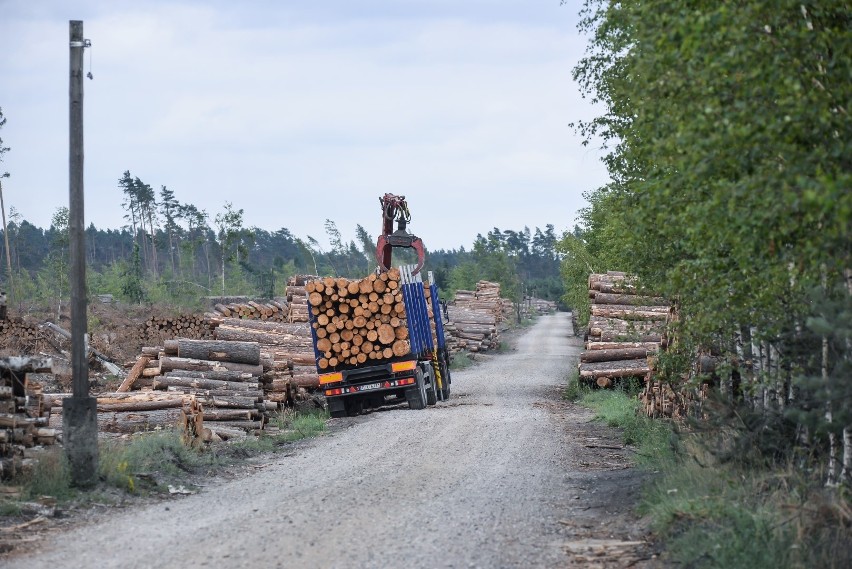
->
<box><xmin>63</xmin><ymin>20</ymin><xmax>98</xmax><ymax>487</ymax></box>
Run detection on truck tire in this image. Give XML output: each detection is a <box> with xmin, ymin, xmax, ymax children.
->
<box><xmin>328</xmin><ymin>398</ymin><xmax>347</xmax><ymax>418</ymax></box>
<box><xmin>439</xmin><ymin>357</ymin><xmax>452</xmax><ymax>400</ymax></box>
<box><xmin>425</xmin><ymin>368</ymin><xmax>438</xmax><ymax>406</ymax></box>
<box><xmin>345</xmin><ymin>398</ymin><xmax>363</xmax><ymax>417</ymax></box>
<box><xmin>406</xmin><ymin>369</ymin><xmax>427</xmax><ymax>410</ymax></box>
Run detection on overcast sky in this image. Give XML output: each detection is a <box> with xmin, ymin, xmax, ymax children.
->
<box><xmin>0</xmin><ymin>0</ymin><xmax>608</xmax><ymax>251</ymax></box>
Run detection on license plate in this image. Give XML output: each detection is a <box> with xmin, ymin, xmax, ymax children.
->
<box><xmin>359</xmin><ymin>382</ymin><xmax>382</xmax><ymax>391</ymax></box>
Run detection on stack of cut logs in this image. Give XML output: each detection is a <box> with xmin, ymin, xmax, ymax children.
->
<box><xmin>1</xmin><ymin>357</ymin><xmax>58</xmax><ymax>479</ymax></box>
<box><xmin>528</xmin><ymin>298</ymin><xmax>557</xmax><ymax>315</ymax></box>
<box><xmin>137</xmin><ymin>314</ymin><xmax>215</xmax><ymax>343</ymax></box>
<box><xmin>637</xmin><ymin>307</ymin><xmax>711</xmax><ymax>419</ymax></box>
<box><xmin>103</xmin><ymin>338</ymin><xmax>270</xmax><ymax>438</ymax></box>
<box><xmin>306</xmin><ymin>270</ymin><xmax>411</xmax><ymax>370</ymax></box>
<box><xmin>579</xmin><ymin>272</ymin><xmax>669</xmax><ymax>388</ymax></box>
<box><xmin>445</xmin><ymin>281</ymin><xmax>503</xmax><ymax>353</ymax></box>
<box><xmin>206</xmin><ymin>300</ymin><xmax>289</xmax><ymax>325</ymax></box>
<box><xmin>45</xmin><ymin>391</ymin><xmax>205</xmax><ymax>440</ymax></box>
<box><xmin>214</xmin><ymin>317</ymin><xmax>319</xmax><ymax>398</ymax></box>
<box><xmin>286</xmin><ymin>275</ymin><xmax>316</xmax><ymax>323</ymax></box>
<box><xmin>0</xmin><ymin>318</ymin><xmax>49</xmax><ymax>351</ymax></box>
<box><xmin>503</xmin><ymin>297</ymin><xmax>558</xmax><ymax>321</ymax></box>
<box><xmin>45</xmin><ymin>325</ymin><xmax>321</xmax><ymax>441</ymax></box>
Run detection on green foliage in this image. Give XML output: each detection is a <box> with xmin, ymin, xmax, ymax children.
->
<box><xmin>279</xmin><ymin>408</ymin><xmax>329</xmax><ymax>441</ymax></box>
<box><xmin>120</xmin><ymin>242</ymin><xmax>146</xmax><ymax>304</ymax></box>
<box><xmin>99</xmin><ymin>430</ymin><xmax>216</xmax><ymax>492</ymax></box>
<box><xmin>579</xmin><ymin>388</ymin><xmax>674</xmax><ymax>465</ymax></box>
<box><xmin>214</xmin><ymin>202</ymin><xmax>254</xmax><ymax>296</ymax></box>
<box><xmin>568</xmin><ymin>0</ymin><xmax>851</xmax><ymax>477</ymax></box>
<box><xmin>571</xmin><ymin>0</ymin><xmax>850</xmax><ymax>334</ymax></box>
<box><xmin>23</xmin><ymin>448</ymin><xmax>74</xmax><ymax>501</ymax></box>
<box><xmin>42</xmin><ymin>207</ymin><xmax>69</xmax><ymax>316</ymax></box>
<box><xmin>449</xmin><ymin>351</ymin><xmax>477</xmax><ymax>371</ymax></box>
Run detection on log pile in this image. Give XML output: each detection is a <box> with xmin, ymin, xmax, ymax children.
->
<box><xmin>529</xmin><ymin>297</ymin><xmax>557</xmax><ymax>314</ymax></box>
<box><xmin>112</xmin><ymin>339</ymin><xmax>270</xmax><ymax>436</ymax></box>
<box><xmin>445</xmin><ymin>281</ymin><xmax>504</xmax><ymax>353</ymax></box>
<box><xmin>206</xmin><ymin>300</ymin><xmax>289</xmax><ymax>325</ymax></box>
<box><xmin>636</xmin><ymin>308</ymin><xmax>712</xmax><ymax>419</ymax></box>
<box><xmin>305</xmin><ymin>270</ymin><xmax>411</xmax><ymax>370</ymax></box>
<box><xmin>286</xmin><ymin>275</ymin><xmax>317</xmax><ymax>323</ymax></box>
<box><xmin>504</xmin><ymin>297</ymin><xmax>559</xmax><ymax>321</ymax></box>
<box><xmin>213</xmin><ymin>317</ymin><xmax>320</xmax><ymax>400</ymax></box>
<box><xmin>578</xmin><ymin>272</ymin><xmax>669</xmax><ymax>388</ymax></box>
<box><xmin>44</xmin><ymin>391</ymin><xmax>208</xmax><ymax>439</ymax></box>
<box><xmin>0</xmin><ymin>318</ymin><xmax>51</xmax><ymax>352</ymax></box>
<box><xmin>137</xmin><ymin>314</ymin><xmax>215</xmax><ymax>343</ymax></box>
<box><xmin>0</xmin><ymin>357</ymin><xmax>57</xmax><ymax>479</ymax></box>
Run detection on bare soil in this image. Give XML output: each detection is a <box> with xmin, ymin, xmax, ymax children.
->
<box><xmin>2</xmin><ymin>312</ymin><xmax>658</xmax><ymax>568</ymax></box>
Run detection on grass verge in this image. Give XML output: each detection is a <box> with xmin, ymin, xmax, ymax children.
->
<box><xmin>2</xmin><ymin>409</ymin><xmax>330</xmax><ymax>512</ymax></box>
<box><xmin>568</xmin><ymin>376</ymin><xmax>852</xmax><ymax>568</ymax></box>
<box><xmin>450</xmin><ymin>351</ymin><xmax>476</xmax><ymax>371</ymax></box>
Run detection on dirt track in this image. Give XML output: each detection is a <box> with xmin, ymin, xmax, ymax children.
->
<box><xmin>6</xmin><ymin>312</ymin><xmax>653</xmax><ymax>568</ymax></box>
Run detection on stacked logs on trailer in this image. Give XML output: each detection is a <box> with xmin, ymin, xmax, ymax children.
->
<box><xmin>306</xmin><ymin>270</ymin><xmax>412</xmax><ymax>370</ymax></box>
<box><xmin>1</xmin><ymin>357</ymin><xmax>57</xmax><ymax>479</ymax></box>
<box><xmin>445</xmin><ymin>281</ymin><xmax>504</xmax><ymax>354</ymax></box>
<box><xmin>286</xmin><ymin>275</ymin><xmax>317</xmax><ymax>323</ymax></box>
<box><xmin>205</xmin><ymin>299</ymin><xmax>289</xmax><ymax>325</ymax></box>
<box><xmin>579</xmin><ymin>272</ymin><xmax>669</xmax><ymax>388</ymax></box>
<box><xmin>137</xmin><ymin>314</ymin><xmax>215</xmax><ymax>344</ymax></box>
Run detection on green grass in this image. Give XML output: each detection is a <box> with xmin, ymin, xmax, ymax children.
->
<box><xmin>22</xmin><ymin>447</ymin><xmax>75</xmax><ymax>501</ymax></box>
<box><xmin>577</xmin><ymin>384</ymin><xmax>675</xmax><ymax>467</ymax></box>
<box><xmin>450</xmin><ymin>351</ymin><xmax>476</xmax><ymax>370</ymax></box>
<box><xmin>1</xmin><ymin>409</ymin><xmax>332</xmax><ymax>518</ymax></box>
<box><xmin>225</xmin><ymin>408</ymin><xmax>329</xmax><ymax>455</ymax></box>
<box><xmin>99</xmin><ymin>430</ymin><xmax>218</xmax><ymax>492</ymax></box>
<box><xmin>284</xmin><ymin>409</ymin><xmax>328</xmax><ymax>441</ymax></box>
<box><xmin>568</xmin><ymin>375</ymin><xmax>852</xmax><ymax>568</ymax></box>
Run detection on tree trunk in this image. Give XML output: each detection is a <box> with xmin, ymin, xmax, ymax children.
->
<box><xmin>580</xmin><ymin>348</ymin><xmax>651</xmax><ymax>363</ymax></box>
<box><xmin>215</xmin><ymin>326</ymin><xmax>313</xmax><ymax>347</ymax></box>
<box><xmin>579</xmin><ymin>358</ymin><xmax>650</xmax><ymax>380</ymax></box>
<box><xmin>152</xmin><ymin>375</ymin><xmax>260</xmax><ymax>392</ymax></box>
<box><xmin>176</xmin><ymin>339</ymin><xmax>261</xmax><ymax>365</ymax></box>
<box><xmin>116</xmin><ymin>355</ymin><xmax>152</xmax><ymax>392</ymax></box>
<box><xmin>158</xmin><ymin>356</ymin><xmax>262</xmax><ymax>376</ymax></box>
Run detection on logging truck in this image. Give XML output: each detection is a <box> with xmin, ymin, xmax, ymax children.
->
<box><xmin>308</xmin><ymin>267</ymin><xmax>452</xmax><ymax>418</ymax></box>
<box><xmin>308</xmin><ymin>194</ymin><xmax>452</xmax><ymax>417</ymax></box>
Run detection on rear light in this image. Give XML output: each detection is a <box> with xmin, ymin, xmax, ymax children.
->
<box><xmin>320</xmin><ymin>372</ymin><xmax>343</xmax><ymax>385</ymax></box>
<box><xmin>324</xmin><ymin>388</ymin><xmax>343</xmax><ymax>396</ymax></box>
<box><xmin>398</xmin><ymin>378</ymin><xmax>415</xmax><ymax>386</ymax></box>
<box><xmin>391</xmin><ymin>361</ymin><xmax>416</xmax><ymax>372</ymax></box>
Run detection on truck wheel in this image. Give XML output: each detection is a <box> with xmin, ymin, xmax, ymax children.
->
<box><xmin>439</xmin><ymin>359</ymin><xmax>452</xmax><ymax>400</ymax></box>
<box><xmin>406</xmin><ymin>369</ymin><xmax>427</xmax><ymax>410</ymax></box>
<box><xmin>425</xmin><ymin>368</ymin><xmax>438</xmax><ymax>406</ymax></box>
<box><xmin>345</xmin><ymin>398</ymin><xmax>363</xmax><ymax>417</ymax></box>
<box><xmin>328</xmin><ymin>398</ymin><xmax>347</xmax><ymax>418</ymax></box>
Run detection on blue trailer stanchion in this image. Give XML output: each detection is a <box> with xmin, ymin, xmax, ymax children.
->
<box><xmin>430</xmin><ymin>283</ymin><xmax>447</xmax><ymax>350</ymax></box>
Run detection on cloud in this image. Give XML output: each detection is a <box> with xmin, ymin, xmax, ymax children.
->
<box><xmin>0</xmin><ymin>0</ymin><xmax>608</xmax><ymax>251</ymax></box>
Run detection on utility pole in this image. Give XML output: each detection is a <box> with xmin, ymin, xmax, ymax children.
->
<box><xmin>63</xmin><ymin>20</ymin><xmax>98</xmax><ymax>487</ymax></box>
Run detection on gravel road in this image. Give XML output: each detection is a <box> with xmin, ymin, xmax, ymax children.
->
<box><xmin>7</xmin><ymin>312</ymin><xmax>613</xmax><ymax>569</ymax></box>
